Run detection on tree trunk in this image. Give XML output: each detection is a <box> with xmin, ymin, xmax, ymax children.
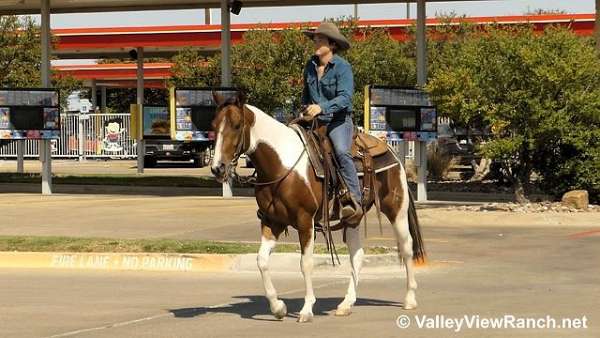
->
<box><xmin>513</xmin><ymin>179</ymin><xmax>530</xmax><ymax>204</ymax></box>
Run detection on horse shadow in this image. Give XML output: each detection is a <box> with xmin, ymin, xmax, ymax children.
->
<box><xmin>169</xmin><ymin>296</ymin><xmax>403</xmax><ymax>321</ymax></box>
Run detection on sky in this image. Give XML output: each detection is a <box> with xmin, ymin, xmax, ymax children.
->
<box><xmin>28</xmin><ymin>0</ymin><xmax>594</xmax><ymax>65</ymax></box>
<box><xmin>31</xmin><ymin>1</ymin><xmax>595</xmax><ymax>28</ymax></box>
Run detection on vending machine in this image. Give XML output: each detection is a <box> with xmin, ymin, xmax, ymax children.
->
<box><xmin>0</xmin><ymin>88</ymin><xmax>60</xmax><ymax>140</ymax></box>
<box><xmin>170</xmin><ymin>87</ymin><xmax>239</xmax><ymax>142</ymax></box>
<box><xmin>363</xmin><ymin>86</ymin><xmax>437</xmax><ymax>142</ymax></box>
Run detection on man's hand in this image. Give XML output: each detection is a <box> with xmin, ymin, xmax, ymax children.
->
<box><xmin>302</xmin><ymin>104</ymin><xmax>322</xmax><ymax>121</ymax></box>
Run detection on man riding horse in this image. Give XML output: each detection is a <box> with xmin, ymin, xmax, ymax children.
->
<box><xmin>301</xmin><ymin>22</ymin><xmax>364</xmax><ymax>228</ymax></box>
<box><xmin>209</xmin><ymin>21</ymin><xmax>424</xmax><ymax>322</ymax></box>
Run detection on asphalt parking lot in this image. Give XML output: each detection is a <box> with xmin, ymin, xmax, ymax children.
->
<box><xmin>1</xmin><ymin>161</ymin><xmax>599</xmax><ymax>337</ymax></box>
<box><xmin>1</xmin><ymin>222</ymin><xmax>599</xmax><ymax>337</ymax></box>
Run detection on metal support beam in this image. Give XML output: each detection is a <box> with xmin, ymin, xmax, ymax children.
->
<box><xmin>221</xmin><ymin>0</ymin><xmax>233</xmax><ymax>198</ymax></box>
<box><xmin>40</xmin><ymin>0</ymin><xmax>52</xmax><ymax>195</ymax></box>
<box><xmin>136</xmin><ymin>47</ymin><xmax>145</xmax><ymax>174</ymax></box>
<box><xmin>220</xmin><ymin>0</ymin><xmax>232</xmax><ymax>87</ymax></box>
<box><xmin>205</xmin><ymin>8</ymin><xmax>211</xmax><ymax>24</ymax></box>
<box><xmin>416</xmin><ymin>0</ymin><xmax>427</xmax><ymax>87</ymax></box>
<box><xmin>78</xmin><ymin>112</ymin><xmax>85</xmax><ymax>161</ymax></box>
<box><xmin>416</xmin><ymin>0</ymin><xmax>428</xmax><ymax>201</ymax></box>
<box><xmin>100</xmin><ymin>86</ymin><xmax>107</xmax><ymax>113</ymax></box>
<box><xmin>398</xmin><ymin>141</ymin><xmax>407</xmax><ymax>167</ymax></box>
<box><xmin>17</xmin><ymin>140</ymin><xmax>24</xmax><ymax>173</ymax></box>
<box><xmin>91</xmin><ymin>79</ymin><xmax>97</xmax><ymax>109</ymax></box>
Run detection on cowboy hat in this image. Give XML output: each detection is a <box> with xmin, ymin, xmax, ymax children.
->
<box><xmin>303</xmin><ymin>22</ymin><xmax>351</xmax><ymax>51</ymax></box>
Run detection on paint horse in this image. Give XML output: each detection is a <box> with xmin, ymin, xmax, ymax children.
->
<box><xmin>210</xmin><ymin>92</ymin><xmax>425</xmax><ymax>323</ymax></box>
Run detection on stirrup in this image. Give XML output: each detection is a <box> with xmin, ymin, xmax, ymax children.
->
<box><xmin>339</xmin><ymin>193</ymin><xmax>363</xmax><ymax>228</ymax></box>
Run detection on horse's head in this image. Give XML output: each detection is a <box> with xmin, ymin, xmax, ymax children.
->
<box><xmin>210</xmin><ymin>91</ymin><xmax>254</xmax><ymax>182</ymax></box>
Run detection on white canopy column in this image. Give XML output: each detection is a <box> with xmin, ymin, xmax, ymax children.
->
<box><xmin>415</xmin><ymin>0</ymin><xmax>428</xmax><ymax>201</ymax></box>
<box><xmin>220</xmin><ymin>0</ymin><xmax>233</xmax><ymax>198</ymax></box>
<box><xmin>136</xmin><ymin>47</ymin><xmax>145</xmax><ymax>174</ymax></box>
<box><xmin>40</xmin><ymin>0</ymin><xmax>53</xmax><ymax>195</ymax></box>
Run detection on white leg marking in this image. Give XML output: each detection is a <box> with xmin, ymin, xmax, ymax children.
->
<box><xmin>393</xmin><ymin>211</ymin><xmax>418</xmax><ymax>310</ymax></box>
<box><xmin>257</xmin><ymin>235</ymin><xmax>287</xmax><ymax>319</ymax></box>
<box><xmin>336</xmin><ymin>226</ymin><xmax>364</xmax><ymax>316</ymax></box>
<box><xmin>392</xmin><ymin>158</ymin><xmax>419</xmax><ymax>310</ymax></box>
<box><xmin>298</xmin><ymin>225</ymin><xmax>315</xmax><ymax>323</ymax></box>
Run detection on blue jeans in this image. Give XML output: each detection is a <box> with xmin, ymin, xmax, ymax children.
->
<box><xmin>327</xmin><ymin>114</ymin><xmax>362</xmax><ymax>205</ymax></box>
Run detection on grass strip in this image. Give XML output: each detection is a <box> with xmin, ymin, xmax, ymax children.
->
<box><xmin>0</xmin><ymin>236</ymin><xmax>392</xmax><ymax>255</ymax></box>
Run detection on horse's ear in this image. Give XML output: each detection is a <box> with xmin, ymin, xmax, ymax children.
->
<box><xmin>236</xmin><ymin>91</ymin><xmax>247</xmax><ymax>108</ymax></box>
<box><xmin>212</xmin><ymin>91</ymin><xmax>225</xmax><ymax>106</ymax></box>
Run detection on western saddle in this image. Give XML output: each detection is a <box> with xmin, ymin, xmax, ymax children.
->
<box><xmin>290</xmin><ymin>120</ymin><xmax>399</xmax><ymax>256</ymax></box>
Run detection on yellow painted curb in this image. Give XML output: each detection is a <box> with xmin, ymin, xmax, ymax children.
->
<box><xmin>0</xmin><ymin>252</ymin><xmax>239</xmax><ymax>272</ymax></box>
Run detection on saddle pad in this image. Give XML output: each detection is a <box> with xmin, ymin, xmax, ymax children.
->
<box><xmin>290</xmin><ymin>124</ymin><xmax>398</xmax><ymax>179</ymax></box>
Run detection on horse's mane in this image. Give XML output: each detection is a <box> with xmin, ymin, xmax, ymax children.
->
<box><xmin>217</xmin><ymin>96</ymin><xmax>241</xmax><ymax>110</ymax></box>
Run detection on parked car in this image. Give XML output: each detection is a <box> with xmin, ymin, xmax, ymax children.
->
<box><xmin>144</xmin><ymin>139</ymin><xmax>210</xmax><ymax>168</ymax></box>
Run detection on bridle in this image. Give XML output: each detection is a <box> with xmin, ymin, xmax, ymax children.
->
<box><xmin>216</xmin><ymin>103</ymin><xmax>306</xmax><ymax>187</ymax></box>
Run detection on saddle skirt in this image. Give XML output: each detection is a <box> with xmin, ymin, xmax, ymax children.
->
<box><xmin>290</xmin><ymin>123</ymin><xmax>398</xmax><ymax>179</ymax></box>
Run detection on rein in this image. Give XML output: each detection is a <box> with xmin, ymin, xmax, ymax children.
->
<box><xmin>222</xmin><ymin>107</ymin><xmax>341</xmax><ymax>265</ymax></box>
<box><xmin>226</xmin><ymin>108</ymin><xmax>308</xmax><ymax>187</ymax></box>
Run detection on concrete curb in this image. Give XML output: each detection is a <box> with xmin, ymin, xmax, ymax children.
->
<box><xmin>419</xmin><ymin>210</ymin><xmax>600</xmax><ymax>227</ymax></box>
<box><xmin>0</xmin><ymin>183</ymin><xmax>255</xmax><ymax>197</ymax></box>
<box><xmin>0</xmin><ymin>251</ymin><xmax>400</xmax><ymax>273</ymax></box>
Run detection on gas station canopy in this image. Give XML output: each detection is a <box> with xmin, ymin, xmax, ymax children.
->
<box><xmin>0</xmin><ymin>0</ymin><xmax>494</xmax><ymax>200</ymax></box>
<box><xmin>0</xmin><ymin>0</ymin><xmax>483</xmax><ymax>15</ymax></box>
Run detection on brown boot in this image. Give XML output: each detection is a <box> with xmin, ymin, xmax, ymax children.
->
<box><xmin>340</xmin><ymin>193</ymin><xmax>363</xmax><ymax>228</ymax></box>
<box><xmin>342</xmin><ymin>206</ymin><xmax>363</xmax><ymax>228</ymax></box>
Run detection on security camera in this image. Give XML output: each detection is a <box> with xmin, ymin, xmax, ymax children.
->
<box><xmin>129</xmin><ymin>49</ymin><xmax>138</xmax><ymax>60</ymax></box>
<box><xmin>230</xmin><ymin>0</ymin><xmax>243</xmax><ymax>15</ymax></box>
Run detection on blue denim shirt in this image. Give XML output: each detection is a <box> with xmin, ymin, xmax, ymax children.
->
<box><xmin>301</xmin><ymin>54</ymin><xmax>354</xmax><ymax>123</ymax></box>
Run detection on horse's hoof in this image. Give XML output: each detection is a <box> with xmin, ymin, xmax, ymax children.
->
<box><xmin>297</xmin><ymin>312</ymin><xmax>314</xmax><ymax>323</ymax></box>
<box><xmin>334</xmin><ymin>307</ymin><xmax>352</xmax><ymax>316</ymax></box>
<box><xmin>403</xmin><ymin>301</ymin><xmax>418</xmax><ymax>310</ymax></box>
<box><xmin>272</xmin><ymin>300</ymin><xmax>287</xmax><ymax>320</ymax></box>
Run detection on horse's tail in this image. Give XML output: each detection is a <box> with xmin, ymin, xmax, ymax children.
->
<box><xmin>387</xmin><ymin>144</ymin><xmax>426</xmax><ymax>263</ymax></box>
<box><xmin>407</xmin><ymin>188</ymin><xmax>426</xmax><ymax>263</ymax></box>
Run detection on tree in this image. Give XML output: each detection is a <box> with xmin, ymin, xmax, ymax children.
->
<box><xmin>104</xmin><ymin>88</ymin><xmax>168</xmax><ymax>115</ymax></box>
<box><xmin>231</xmin><ymin>28</ymin><xmax>313</xmax><ymax>115</ymax></box>
<box><xmin>0</xmin><ymin>16</ymin><xmax>41</xmax><ymax>87</ymax></box>
<box><xmin>345</xmin><ymin>28</ymin><xmax>416</xmax><ymax>123</ymax></box>
<box><xmin>170</xmin><ymin>48</ymin><xmax>221</xmax><ymax>88</ymax></box>
<box><xmin>427</xmin><ymin>25</ymin><xmax>600</xmax><ymax>203</ymax></box>
<box><xmin>524</xmin><ymin>8</ymin><xmax>567</xmax><ymax>15</ymax></box>
<box><xmin>596</xmin><ymin>0</ymin><xmax>600</xmax><ymax>53</ymax></box>
<box><xmin>171</xmin><ymin>28</ymin><xmax>312</xmax><ymax>116</ymax></box>
<box><xmin>171</xmin><ymin>19</ymin><xmax>416</xmax><ymax>124</ymax></box>
<box><xmin>1</xmin><ymin>15</ymin><xmax>82</xmax><ymax>108</ymax></box>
